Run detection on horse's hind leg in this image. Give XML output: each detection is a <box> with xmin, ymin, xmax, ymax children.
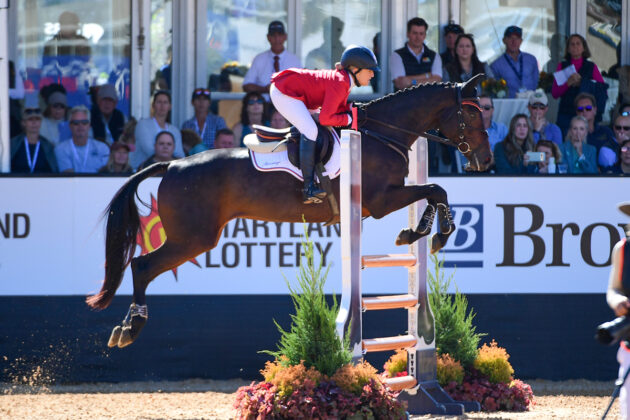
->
<box><xmin>109</xmin><ymin>239</ymin><xmax>206</xmax><ymax>348</ymax></box>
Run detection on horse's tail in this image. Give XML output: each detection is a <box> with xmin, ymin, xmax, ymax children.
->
<box><xmin>86</xmin><ymin>162</ymin><xmax>170</xmax><ymax>310</ymax></box>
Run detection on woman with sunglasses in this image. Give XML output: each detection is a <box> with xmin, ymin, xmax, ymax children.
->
<box><xmin>181</xmin><ymin>88</ymin><xmax>227</xmax><ymax>149</ymax></box>
<box><xmin>270</xmin><ymin>45</ymin><xmax>378</xmax><ymax>204</ymax></box>
<box><xmin>442</xmin><ymin>33</ymin><xmax>492</xmax><ymax>95</ymax></box>
<box><xmin>559</xmin><ymin>116</ymin><xmax>598</xmax><ymax>174</ymax></box>
<box><xmin>552</xmin><ymin>34</ymin><xmax>605</xmax><ymax>135</ymax></box>
<box><xmin>616</xmin><ymin>139</ymin><xmax>630</xmax><ymax>174</ymax></box>
<box><xmin>232</xmin><ymin>92</ymin><xmax>268</xmax><ymax>147</ymax></box>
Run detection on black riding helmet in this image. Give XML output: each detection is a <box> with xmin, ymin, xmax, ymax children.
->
<box><xmin>340</xmin><ymin>45</ymin><xmax>380</xmax><ymax>86</ymax></box>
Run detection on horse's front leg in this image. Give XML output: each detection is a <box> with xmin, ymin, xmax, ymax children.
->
<box><xmin>367</xmin><ymin>183</ymin><xmax>454</xmax><ymax>253</ymax></box>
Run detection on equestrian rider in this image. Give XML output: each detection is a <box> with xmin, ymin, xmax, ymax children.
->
<box><xmin>270</xmin><ymin>45</ymin><xmax>379</xmax><ymax>204</ymax></box>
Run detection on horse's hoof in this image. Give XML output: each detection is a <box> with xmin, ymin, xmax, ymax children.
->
<box><xmin>108</xmin><ymin>326</ymin><xmax>122</xmax><ymax>348</ymax></box>
<box><xmin>117</xmin><ymin>314</ymin><xmax>147</xmax><ymax>348</ymax></box>
<box><xmin>430</xmin><ymin>233</ymin><xmax>444</xmax><ymax>254</ymax></box>
<box><xmin>396</xmin><ymin>228</ymin><xmax>417</xmax><ymax>245</ymax></box>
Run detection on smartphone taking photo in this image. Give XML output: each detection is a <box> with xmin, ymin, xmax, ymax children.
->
<box><xmin>526</xmin><ymin>151</ymin><xmax>545</xmax><ymax>163</ymax></box>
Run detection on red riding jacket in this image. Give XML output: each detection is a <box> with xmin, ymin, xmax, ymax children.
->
<box><xmin>271</xmin><ymin>68</ymin><xmax>352</xmax><ymax>127</ymax></box>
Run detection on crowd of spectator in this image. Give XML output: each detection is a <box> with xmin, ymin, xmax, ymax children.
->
<box><xmin>7</xmin><ymin>17</ymin><xmax>629</xmax><ymax>176</ymax></box>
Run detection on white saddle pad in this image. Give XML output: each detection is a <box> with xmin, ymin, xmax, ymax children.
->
<box><xmin>250</xmin><ymin>127</ymin><xmax>341</xmax><ymax>181</ymax></box>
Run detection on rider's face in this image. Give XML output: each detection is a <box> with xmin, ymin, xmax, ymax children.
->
<box><xmin>354</xmin><ymin>68</ymin><xmax>374</xmax><ymax>87</ymax></box>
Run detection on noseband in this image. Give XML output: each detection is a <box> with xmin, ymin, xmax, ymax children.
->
<box><xmin>358</xmin><ymin>86</ymin><xmax>484</xmax><ymax>161</ymax></box>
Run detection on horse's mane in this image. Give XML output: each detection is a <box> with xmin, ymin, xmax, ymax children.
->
<box><xmin>361</xmin><ymin>81</ymin><xmax>458</xmax><ymax>109</ymax></box>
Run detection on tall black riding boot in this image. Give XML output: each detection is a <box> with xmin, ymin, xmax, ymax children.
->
<box><xmin>299</xmin><ymin>136</ymin><xmax>326</xmax><ymax>204</ymax></box>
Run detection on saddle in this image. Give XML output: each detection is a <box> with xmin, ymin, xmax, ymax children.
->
<box><xmin>245</xmin><ymin>124</ymin><xmax>335</xmax><ymax>168</ymax></box>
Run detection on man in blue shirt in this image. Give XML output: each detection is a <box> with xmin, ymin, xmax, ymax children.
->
<box><xmin>490</xmin><ymin>26</ymin><xmax>539</xmax><ymax>98</ymax></box>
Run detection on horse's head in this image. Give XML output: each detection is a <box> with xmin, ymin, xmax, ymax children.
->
<box><xmin>436</xmin><ymin>74</ymin><xmax>493</xmax><ymax>171</ymax></box>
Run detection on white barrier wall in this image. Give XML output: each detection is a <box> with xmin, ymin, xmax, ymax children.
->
<box><xmin>0</xmin><ymin>177</ymin><xmax>626</xmax><ymax>295</ymax></box>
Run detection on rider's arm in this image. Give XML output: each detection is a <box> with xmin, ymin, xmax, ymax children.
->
<box><xmin>319</xmin><ymin>84</ymin><xmax>351</xmax><ymax>127</ymax></box>
<box><xmin>607</xmin><ymin>241</ymin><xmax>629</xmax><ymax>316</ymax></box>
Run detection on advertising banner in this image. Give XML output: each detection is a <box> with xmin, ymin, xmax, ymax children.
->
<box><xmin>0</xmin><ymin>177</ymin><xmax>626</xmax><ymax>295</ymax></box>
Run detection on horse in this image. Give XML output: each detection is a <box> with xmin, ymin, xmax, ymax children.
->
<box><xmin>87</xmin><ymin>74</ymin><xmax>492</xmax><ymax>348</ymax></box>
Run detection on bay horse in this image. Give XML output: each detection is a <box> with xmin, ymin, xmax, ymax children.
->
<box><xmin>87</xmin><ymin>74</ymin><xmax>492</xmax><ymax>348</ymax></box>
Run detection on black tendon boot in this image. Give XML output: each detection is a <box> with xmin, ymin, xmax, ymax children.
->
<box><xmin>299</xmin><ymin>136</ymin><xmax>326</xmax><ymax>204</ymax></box>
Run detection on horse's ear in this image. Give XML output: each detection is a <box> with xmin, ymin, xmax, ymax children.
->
<box><xmin>462</xmin><ymin>73</ymin><xmax>487</xmax><ymax>97</ymax></box>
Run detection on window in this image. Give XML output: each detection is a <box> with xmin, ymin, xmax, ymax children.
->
<box><xmin>15</xmin><ymin>0</ymin><xmax>131</xmax><ymax>116</ymax></box>
<box><xmin>206</xmin><ymin>0</ymin><xmax>288</xmax><ymax>93</ymax></box>
<box><xmin>301</xmin><ymin>0</ymin><xmax>381</xmax><ymax>94</ymax></box>
<box><xmin>150</xmin><ymin>0</ymin><xmax>173</xmax><ymax>93</ymax></box>
<box><xmin>417</xmin><ymin>0</ymin><xmax>439</xmax><ymax>52</ymax></box>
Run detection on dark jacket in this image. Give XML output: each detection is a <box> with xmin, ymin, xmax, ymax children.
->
<box><xmin>395</xmin><ymin>44</ymin><xmax>436</xmax><ymax>76</ymax></box>
<box><xmin>91</xmin><ymin>106</ymin><xmax>126</xmax><ymax>144</ymax></box>
<box><xmin>10</xmin><ymin>134</ymin><xmax>59</xmax><ymax>173</ymax></box>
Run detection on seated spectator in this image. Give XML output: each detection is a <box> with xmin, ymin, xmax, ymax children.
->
<box><xmin>490</xmin><ymin>26</ymin><xmax>539</xmax><ymax>98</ymax></box>
<box><xmin>232</xmin><ymin>92</ymin><xmax>268</xmax><ymax>146</ymax></box>
<box><xmin>616</xmin><ymin>139</ymin><xmax>630</xmax><ymax>174</ymax></box>
<box><xmin>533</xmin><ymin>139</ymin><xmax>562</xmax><ymax>174</ymax></box>
<box><xmin>242</xmin><ymin>21</ymin><xmax>301</xmax><ymax>94</ymax></box>
<box><xmin>180</xmin><ymin>88</ymin><xmax>227</xmax><ymax>149</ymax></box>
<box><xmin>442</xmin><ymin>33</ymin><xmax>493</xmax><ymax>94</ymax></box>
<box><xmin>91</xmin><ymin>84</ymin><xmax>126</xmax><ymax>145</ymax></box>
<box><xmin>130</xmin><ymin>90</ymin><xmax>184</xmax><ymax>169</ymax></box>
<box><xmin>493</xmin><ymin>113</ymin><xmax>535</xmax><ymax>174</ymax></box>
<box><xmin>10</xmin><ymin>107</ymin><xmax>58</xmax><ymax>173</ymax></box>
<box><xmin>99</xmin><ymin>141</ymin><xmax>134</xmax><ymax>174</ymax></box>
<box><xmin>214</xmin><ymin>128</ymin><xmax>236</xmax><ymax>149</ymax></box>
<box><xmin>527</xmin><ymin>89</ymin><xmax>562</xmax><ymax>145</ymax></box>
<box><xmin>40</xmin><ymin>91</ymin><xmax>68</xmax><ymax>145</ymax></box>
<box><xmin>599</xmin><ymin>113</ymin><xmax>630</xmax><ymax>172</ymax></box>
<box><xmin>137</xmin><ymin>131</ymin><xmax>177</xmax><ymax>170</ymax></box>
<box><xmin>575</xmin><ymin>93</ymin><xmax>616</xmax><ymax>156</ymax></box>
<box><xmin>559</xmin><ymin>116</ymin><xmax>598</xmax><ymax>174</ymax></box>
<box><xmin>269</xmin><ymin>106</ymin><xmax>290</xmax><ymax>129</ymax></box>
<box><xmin>181</xmin><ymin>128</ymin><xmax>208</xmax><ymax>156</ymax></box>
<box><xmin>440</xmin><ymin>22</ymin><xmax>464</xmax><ymax>67</ymax></box>
<box><xmin>552</xmin><ymin>34</ymin><xmax>605</xmax><ymax>135</ymax></box>
<box><xmin>55</xmin><ymin>105</ymin><xmax>110</xmax><ymax>173</ymax></box>
<box><xmin>479</xmin><ymin>94</ymin><xmax>508</xmax><ymax>150</ymax></box>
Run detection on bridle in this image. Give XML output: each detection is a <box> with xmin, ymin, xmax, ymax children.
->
<box><xmin>357</xmin><ymin>86</ymin><xmax>485</xmax><ymax>163</ymax></box>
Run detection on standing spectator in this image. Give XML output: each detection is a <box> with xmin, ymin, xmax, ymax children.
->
<box><xmin>181</xmin><ymin>129</ymin><xmax>208</xmax><ymax>156</ymax></box>
<box><xmin>440</xmin><ymin>22</ymin><xmax>464</xmax><ymax>67</ymax></box>
<box><xmin>269</xmin><ymin>106</ymin><xmax>290</xmax><ymax>129</ymax></box>
<box><xmin>232</xmin><ymin>92</ymin><xmax>268</xmax><ymax>146</ymax></box>
<box><xmin>130</xmin><ymin>90</ymin><xmax>184</xmax><ymax>169</ymax></box>
<box><xmin>305</xmin><ymin>17</ymin><xmax>346</xmax><ymax>70</ymax></box>
<box><xmin>91</xmin><ymin>84</ymin><xmax>126</xmax><ymax>145</ymax></box>
<box><xmin>180</xmin><ymin>88</ymin><xmax>227</xmax><ymax>149</ymax></box>
<box><xmin>575</xmin><ymin>92</ymin><xmax>615</xmax><ymax>155</ymax></box>
<box><xmin>137</xmin><ymin>131</ymin><xmax>177</xmax><ymax>170</ymax></box>
<box><xmin>479</xmin><ymin>94</ymin><xmax>508</xmax><ymax>150</ymax></box>
<box><xmin>43</xmin><ymin>11</ymin><xmax>91</xmax><ymax>58</ymax></box>
<box><xmin>54</xmin><ymin>105</ymin><xmax>110</xmax><ymax>173</ymax></box>
<box><xmin>490</xmin><ymin>26</ymin><xmax>539</xmax><ymax>98</ymax></box>
<box><xmin>442</xmin><ymin>33</ymin><xmax>493</xmax><ymax>93</ymax></box>
<box><xmin>242</xmin><ymin>21</ymin><xmax>301</xmax><ymax>94</ymax></box>
<box><xmin>599</xmin><ymin>113</ymin><xmax>630</xmax><ymax>172</ymax></box>
<box><xmin>10</xmin><ymin>107</ymin><xmax>58</xmax><ymax>173</ymax></box>
<box><xmin>214</xmin><ymin>128</ymin><xmax>236</xmax><ymax>149</ymax></box>
<box><xmin>99</xmin><ymin>141</ymin><xmax>134</xmax><ymax>174</ymax></box>
<box><xmin>41</xmin><ymin>91</ymin><xmax>69</xmax><ymax>145</ymax></box>
<box><xmin>559</xmin><ymin>116</ymin><xmax>598</xmax><ymax>174</ymax></box>
<box><xmin>527</xmin><ymin>89</ymin><xmax>562</xmax><ymax>145</ymax></box>
<box><xmin>391</xmin><ymin>17</ymin><xmax>442</xmax><ymax>91</ymax></box>
<box><xmin>533</xmin><ymin>139</ymin><xmax>563</xmax><ymax>174</ymax></box>
<box><xmin>493</xmin><ymin>113</ymin><xmax>535</xmax><ymax>174</ymax></box>
<box><xmin>552</xmin><ymin>34</ymin><xmax>605</xmax><ymax>135</ymax></box>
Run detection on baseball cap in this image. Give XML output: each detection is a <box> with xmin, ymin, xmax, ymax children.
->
<box><xmin>48</xmin><ymin>91</ymin><xmax>67</xmax><ymax>107</ymax></box>
<box><xmin>268</xmin><ymin>21</ymin><xmax>286</xmax><ymax>35</ymax></box>
<box><xmin>504</xmin><ymin>25</ymin><xmax>522</xmax><ymax>38</ymax></box>
<box><xmin>528</xmin><ymin>89</ymin><xmax>548</xmax><ymax>106</ymax></box>
<box><xmin>97</xmin><ymin>84</ymin><xmax>118</xmax><ymax>101</ymax></box>
<box><xmin>444</xmin><ymin>22</ymin><xmax>464</xmax><ymax>35</ymax></box>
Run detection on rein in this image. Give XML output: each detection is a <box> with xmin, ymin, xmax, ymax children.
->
<box><xmin>358</xmin><ymin>86</ymin><xmax>483</xmax><ymax>160</ymax></box>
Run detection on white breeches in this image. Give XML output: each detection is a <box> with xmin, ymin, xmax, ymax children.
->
<box><xmin>269</xmin><ymin>83</ymin><xmax>318</xmax><ymax>141</ymax></box>
<box><xmin>619</xmin><ymin>345</ymin><xmax>630</xmax><ymax>420</ymax></box>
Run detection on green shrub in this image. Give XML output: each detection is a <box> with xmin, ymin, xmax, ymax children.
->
<box><xmin>428</xmin><ymin>252</ymin><xmax>485</xmax><ymax>367</ymax></box>
<box><xmin>262</xmin><ymin>226</ymin><xmax>352</xmax><ymax>376</ymax></box>
<box><xmin>473</xmin><ymin>340</ymin><xmax>514</xmax><ymax>384</ymax></box>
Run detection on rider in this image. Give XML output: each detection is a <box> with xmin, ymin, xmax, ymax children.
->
<box><xmin>270</xmin><ymin>45</ymin><xmax>379</xmax><ymax>204</ymax></box>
